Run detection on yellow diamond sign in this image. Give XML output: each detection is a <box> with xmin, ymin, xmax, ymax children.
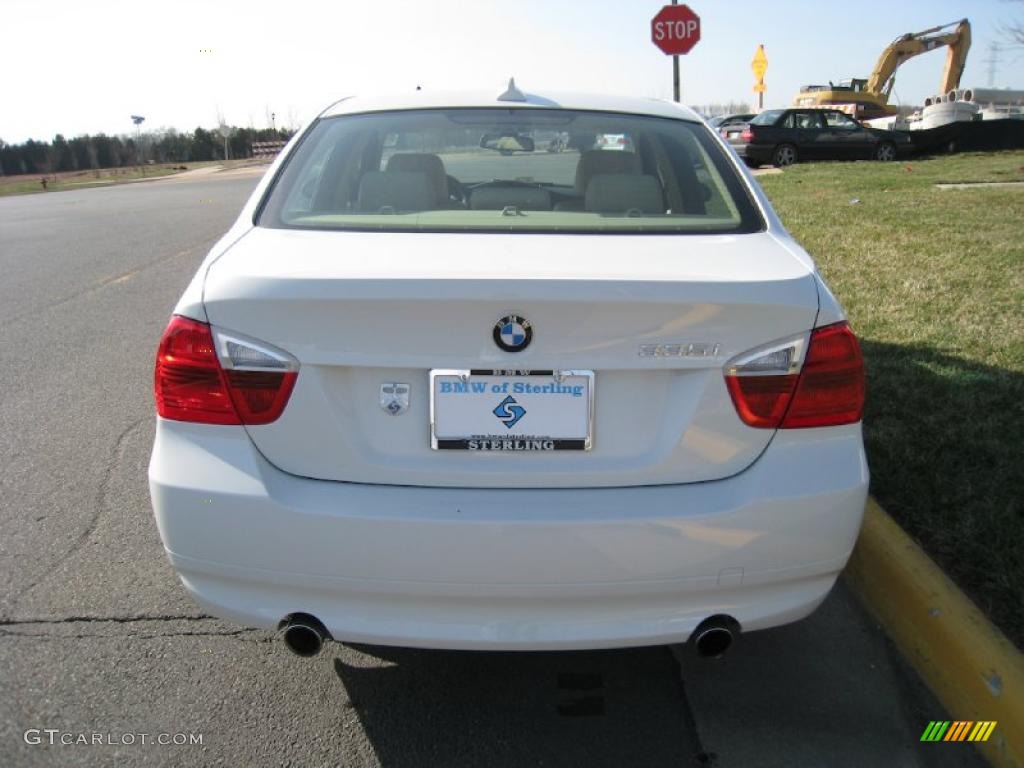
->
<box><xmin>751</xmin><ymin>44</ymin><xmax>768</xmax><ymax>80</ymax></box>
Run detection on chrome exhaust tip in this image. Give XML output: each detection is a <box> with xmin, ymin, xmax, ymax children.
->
<box><xmin>692</xmin><ymin>615</ymin><xmax>739</xmax><ymax>659</ymax></box>
<box><xmin>279</xmin><ymin>614</ymin><xmax>330</xmax><ymax>657</ymax></box>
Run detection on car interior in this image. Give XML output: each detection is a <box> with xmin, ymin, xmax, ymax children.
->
<box><xmin>277</xmin><ymin>111</ymin><xmax>745</xmax><ymax>226</ymax></box>
<box><xmin>256</xmin><ymin>108</ymin><xmax>770</xmax><ymax>235</ymax></box>
<box><xmin>318</xmin><ymin>144</ymin><xmax>707</xmax><ymax>217</ymax></box>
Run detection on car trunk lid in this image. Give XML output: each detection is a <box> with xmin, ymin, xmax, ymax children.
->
<box><xmin>202</xmin><ymin>226</ymin><xmax>818</xmax><ymax>488</ymax></box>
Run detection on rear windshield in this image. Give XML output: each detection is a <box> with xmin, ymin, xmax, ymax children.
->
<box><xmin>258</xmin><ymin>108</ymin><xmax>763</xmax><ymax>234</ymax></box>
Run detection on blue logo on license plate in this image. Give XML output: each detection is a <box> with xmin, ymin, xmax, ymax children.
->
<box><xmin>492</xmin><ymin>395</ymin><xmax>526</xmax><ymax>429</ymax></box>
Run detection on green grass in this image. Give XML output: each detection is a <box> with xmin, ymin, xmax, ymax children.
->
<box><xmin>0</xmin><ymin>159</ymin><xmax>269</xmax><ymax>197</ymax></box>
<box><xmin>759</xmin><ymin>152</ymin><xmax>1024</xmax><ymax>646</ymax></box>
<box><xmin>0</xmin><ymin>165</ymin><xmax>182</xmax><ymax>196</ymax></box>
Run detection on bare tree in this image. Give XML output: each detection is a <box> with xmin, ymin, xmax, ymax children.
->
<box><xmin>1003</xmin><ymin>0</ymin><xmax>1024</xmax><ymax>47</ymax></box>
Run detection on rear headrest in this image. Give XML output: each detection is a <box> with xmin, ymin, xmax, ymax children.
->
<box><xmin>385</xmin><ymin>153</ymin><xmax>448</xmax><ymax>204</ymax></box>
<box><xmin>574</xmin><ymin>150</ymin><xmax>641</xmax><ymax>195</ymax></box>
<box><xmin>585</xmin><ymin>174</ymin><xmax>664</xmax><ymax>215</ymax></box>
<box><xmin>357</xmin><ymin>171</ymin><xmax>436</xmax><ymax>212</ymax></box>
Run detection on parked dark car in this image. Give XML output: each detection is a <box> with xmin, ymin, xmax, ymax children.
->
<box><xmin>728</xmin><ymin>108</ymin><xmax>912</xmax><ymax>168</ymax></box>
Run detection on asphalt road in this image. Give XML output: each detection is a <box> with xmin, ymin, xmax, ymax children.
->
<box><xmin>0</xmin><ymin>170</ymin><xmax>984</xmax><ymax>767</ymax></box>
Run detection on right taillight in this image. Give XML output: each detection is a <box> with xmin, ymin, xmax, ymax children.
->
<box><xmin>154</xmin><ymin>315</ymin><xmax>298</xmax><ymax>425</ymax></box>
<box><xmin>741</xmin><ymin>127</ymin><xmax>754</xmax><ymax>142</ymax></box>
<box><xmin>725</xmin><ymin>322</ymin><xmax>864</xmax><ymax>430</ymax></box>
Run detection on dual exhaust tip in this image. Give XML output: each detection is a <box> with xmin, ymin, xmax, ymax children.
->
<box><xmin>278</xmin><ymin>613</ymin><xmax>739</xmax><ymax>659</ymax></box>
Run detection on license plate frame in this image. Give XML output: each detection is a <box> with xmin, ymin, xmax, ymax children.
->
<box><xmin>429</xmin><ymin>369</ymin><xmax>595</xmax><ymax>451</ymax></box>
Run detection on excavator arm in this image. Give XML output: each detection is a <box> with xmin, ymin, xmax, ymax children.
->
<box><xmin>939</xmin><ymin>20</ymin><xmax>971</xmax><ymax>94</ymax></box>
<box><xmin>866</xmin><ymin>19</ymin><xmax>971</xmax><ymax>98</ymax></box>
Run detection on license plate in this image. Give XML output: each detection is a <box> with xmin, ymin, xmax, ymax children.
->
<box><xmin>728</xmin><ymin>131</ymin><xmax>740</xmax><ymax>138</ymax></box>
<box><xmin>430</xmin><ymin>370</ymin><xmax>594</xmax><ymax>451</ymax></box>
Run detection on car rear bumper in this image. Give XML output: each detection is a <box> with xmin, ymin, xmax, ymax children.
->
<box><xmin>731</xmin><ymin>142</ymin><xmax>772</xmax><ymax>163</ymax></box>
<box><xmin>149</xmin><ymin>419</ymin><xmax>868</xmax><ymax>650</ymax></box>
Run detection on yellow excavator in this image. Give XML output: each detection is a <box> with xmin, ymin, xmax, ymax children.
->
<box><xmin>793</xmin><ymin>19</ymin><xmax>971</xmax><ymax>120</ymax></box>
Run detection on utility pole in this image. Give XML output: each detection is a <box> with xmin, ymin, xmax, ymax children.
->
<box><xmin>218</xmin><ymin>122</ymin><xmax>232</xmax><ymax>161</ymax></box>
<box><xmin>131</xmin><ymin>115</ymin><xmax>145</xmax><ymax>175</ymax></box>
<box><xmin>216</xmin><ymin>107</ymin><xmax>231</xmax><ymax>162</ymax></box>
<box><xmin>984</xmin><ymin>42</ymin><xmax>1001</xmax><ymax>88</ymax></box>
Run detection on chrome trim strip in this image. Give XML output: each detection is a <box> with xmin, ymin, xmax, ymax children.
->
<box><xmin>211</xmin><ymin>326</ymin><xmax>300</xmax><ymax>372</ymax></box>
<box><xmin>724</xmin><ymin>332</ymin><xmax>810</xmax><ymax>377</ymax></box>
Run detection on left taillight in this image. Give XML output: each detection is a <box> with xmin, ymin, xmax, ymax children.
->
<box><xmin>154</xmin><ymin>315</ymin><xmax>298</xmax><ymax>425</ymax></box>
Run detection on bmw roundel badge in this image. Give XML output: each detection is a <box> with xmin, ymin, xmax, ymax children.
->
<box><xmin>493</xmin><ymin>314</ymin><xmax>532</xmax><ymax>353</ymax></box>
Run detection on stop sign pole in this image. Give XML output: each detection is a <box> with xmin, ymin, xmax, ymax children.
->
<box><xmin>651</xmin><ymin>2</ymin><xmax>701</xmax><ymax>102</ymax></box>
<box><xmin>672</xmin><ymin>1</ymin><xmax>680</xmax><ymax>104</ymax></box>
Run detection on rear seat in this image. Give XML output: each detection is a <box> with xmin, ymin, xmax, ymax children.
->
<box><xmin>357</xmin><ymin>171</ymin><xmax>435</xmax><ymax>212</ymax></box>
<box><xmin>385</xmin><ymin>153</ymin><xmax>450</xmax><ymax>207</ymax></box>
<box><xmin>584</xmin><ymin>174</ymin><xmax>665</xmax><ymax>215</ymax></box>
<box><xmin>555</xmin><ymin>150</ymin><xmax>643</xmax><ymax>211</ymax></box>
<box><xmin>356</xmin><ymin>151</ymin><xmax>458</xmax><ymax>213</ymax></box>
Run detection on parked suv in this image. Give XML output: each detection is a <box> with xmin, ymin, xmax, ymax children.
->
<box><xmin>149</xmin><ymin>87</ymin><xmax>868</xmax><ymax>657</ymax></box>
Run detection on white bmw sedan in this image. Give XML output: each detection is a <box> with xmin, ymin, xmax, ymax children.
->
<box><xmin>149</xmin><ymin>86</ymin><xmax>868</xmax><ymax>657</ymax></box>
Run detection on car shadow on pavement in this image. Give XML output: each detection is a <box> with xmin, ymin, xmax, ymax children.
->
<box><xmin>676</xmin><ymin>583</ymin><xmax>987</xmax><ymax>768</ymax></box>
<box><xmin>332</xmin><ymin>644</ymin><xmax>701</xmax><ymax>767</ymax></box>
<box><xmin>858</xmin><ymin>339</ymin><xmax>1023</xmax><ymax>646</ymax></box>
<box><xmin>327</xmin><ymin>585</ymin><xmax>986</xmax><ymax>768</ymax></box>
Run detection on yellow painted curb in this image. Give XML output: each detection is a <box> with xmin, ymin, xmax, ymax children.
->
<box><xmin>844</xmin><ymin>498</ymin><xmax>1024</xmax><ymax>767</ymax></box>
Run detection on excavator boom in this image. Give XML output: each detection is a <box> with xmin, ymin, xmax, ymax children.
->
<box><xmin>939</xmin><ymin>21</ymin><xmax>971</xmax><ymax>94</ymax></box>
<box><xmin>866</xmin><ymin>19</ymin><xmax>971</xmax><ymax>97</ymax></box>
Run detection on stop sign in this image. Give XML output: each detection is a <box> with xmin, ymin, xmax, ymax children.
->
<box><xmin>651</xmin><ymin>5</ymin><xmax>701</xmax><ymax>56</ymax></box>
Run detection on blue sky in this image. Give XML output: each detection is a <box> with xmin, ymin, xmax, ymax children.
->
<box><xmin>1</xmin><ymin>0</ymin><xmax>1018</xmax><ymax>142</ymax></box>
